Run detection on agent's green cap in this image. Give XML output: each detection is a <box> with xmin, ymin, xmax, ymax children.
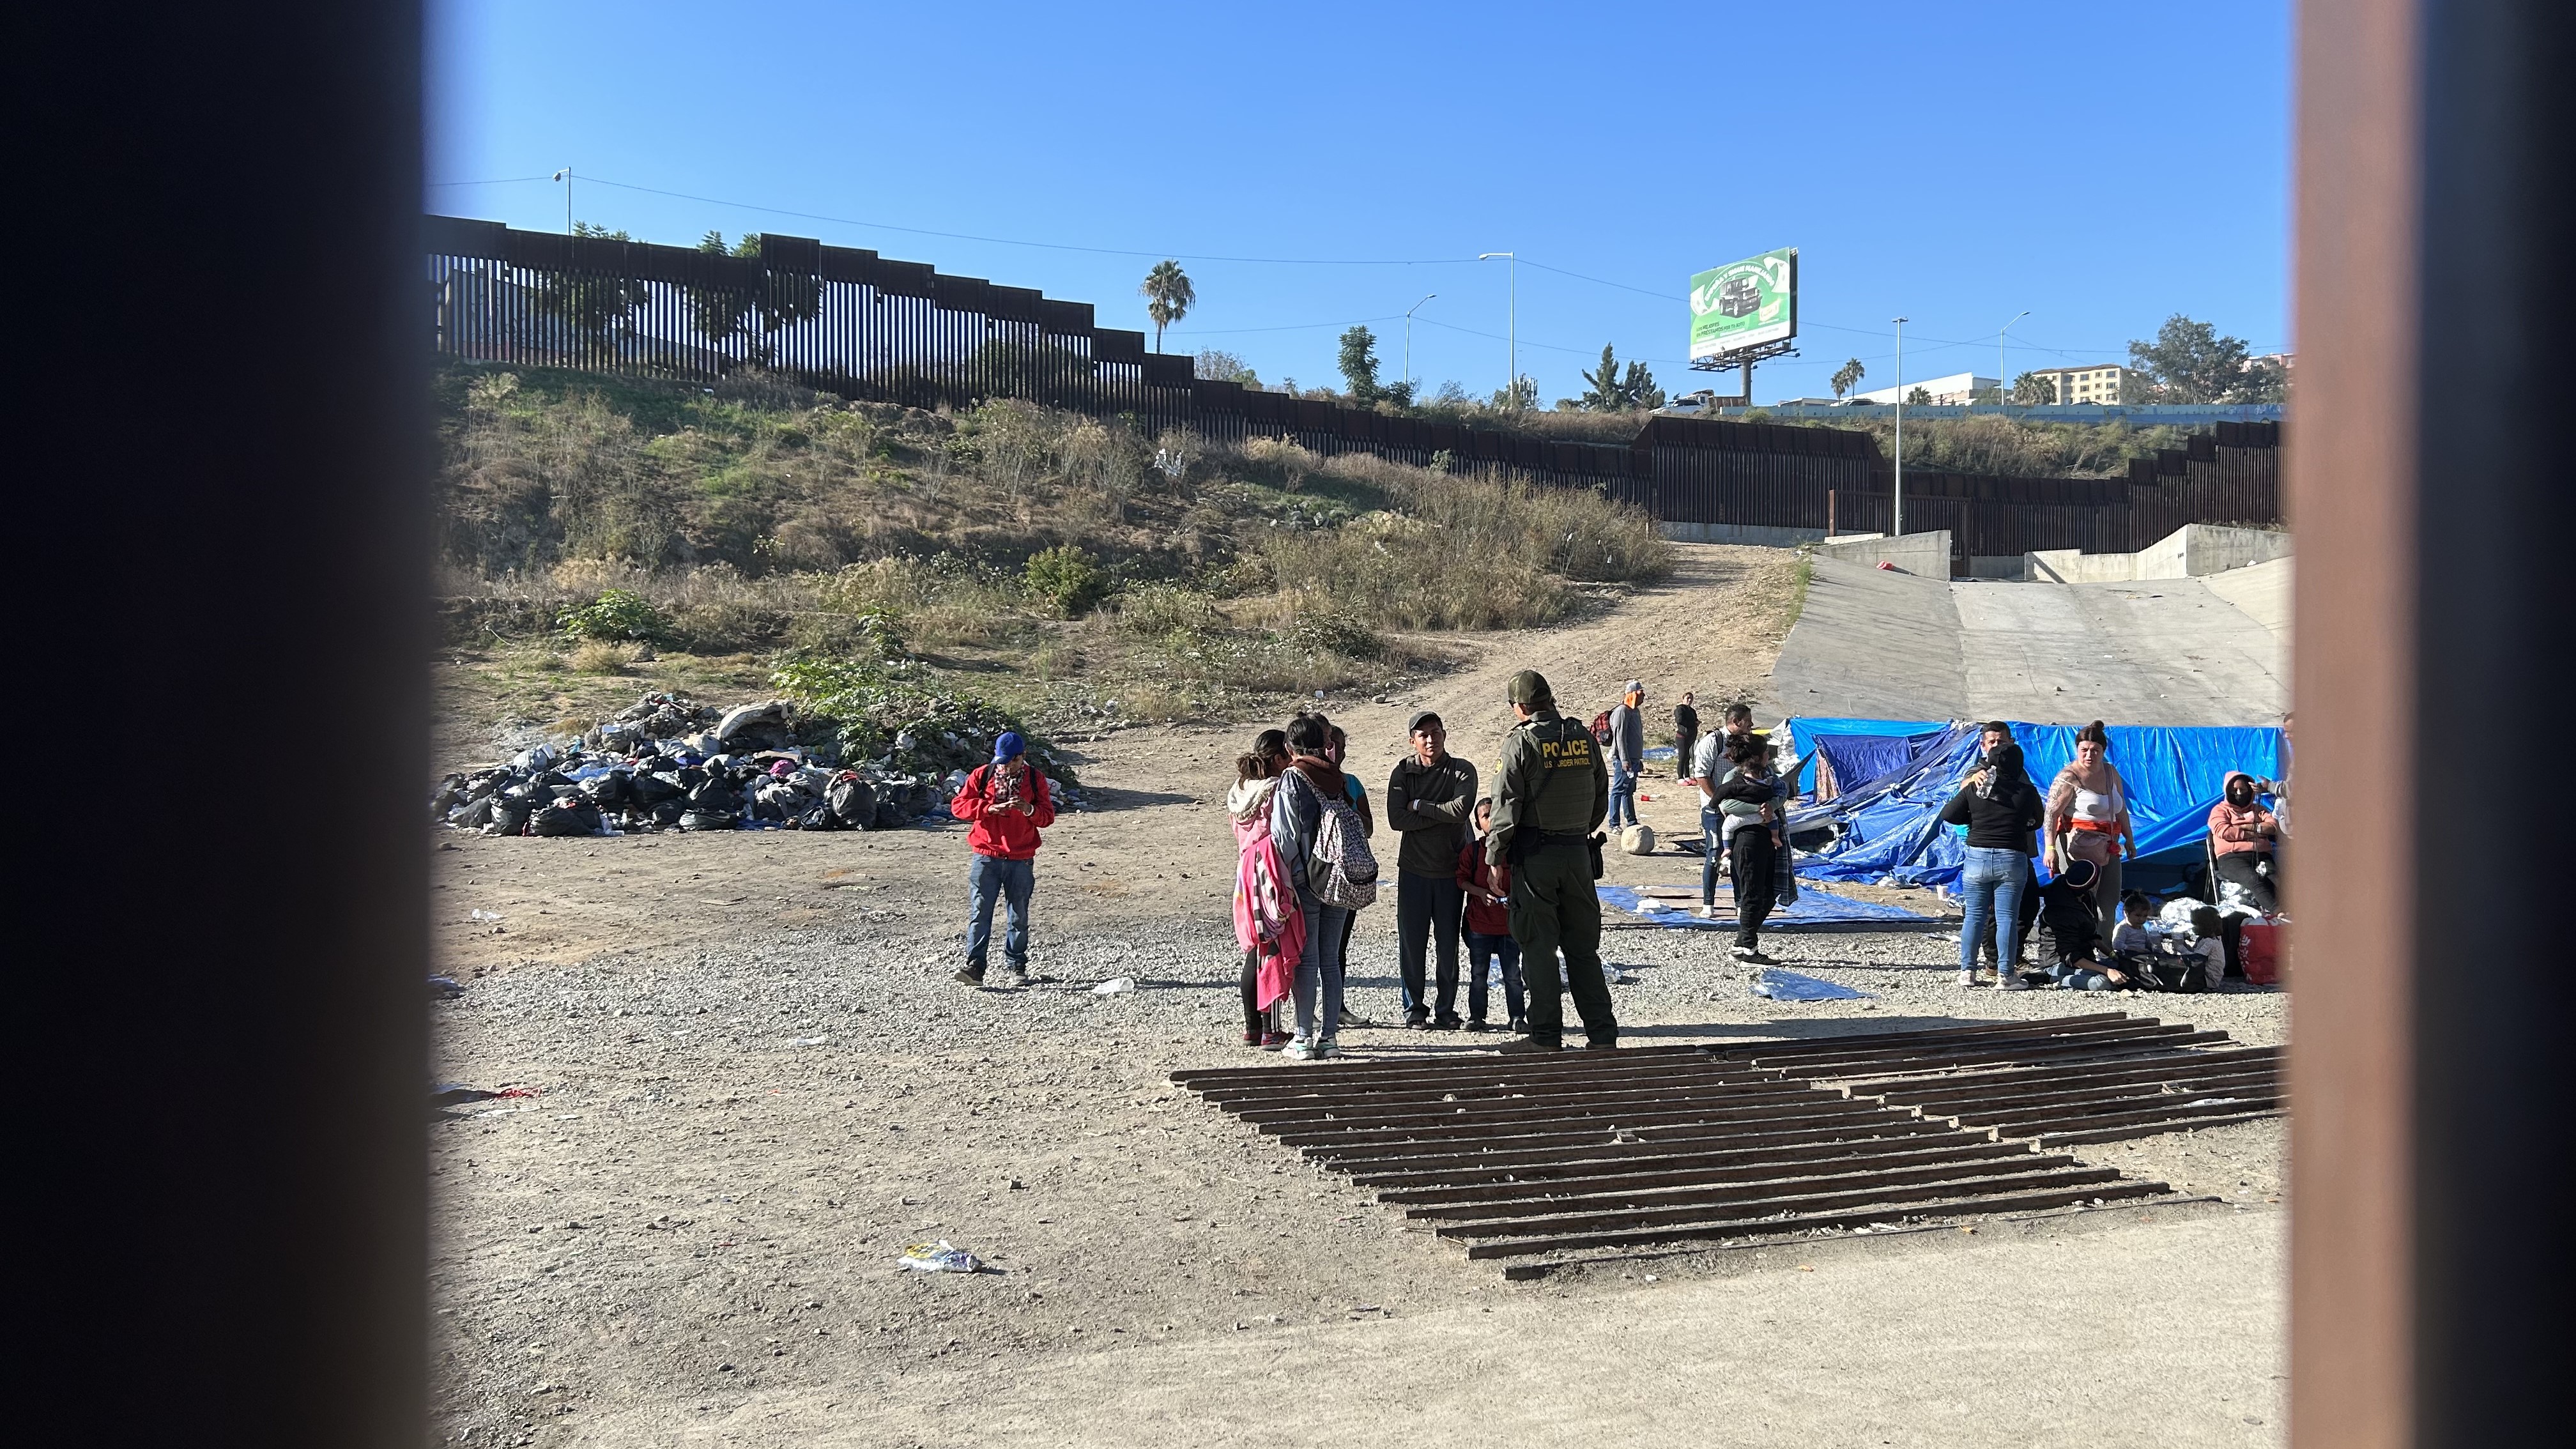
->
<box><xmin>1506</xmin><ymin>669</ymin><xmax>1554</xmax><ymax>706</ymax></box>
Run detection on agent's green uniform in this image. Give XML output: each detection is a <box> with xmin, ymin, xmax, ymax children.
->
<box><xmin>1490</xmin><ymin>696</ymin><xmax>1615</xmax><ymax>1048</ymax></box>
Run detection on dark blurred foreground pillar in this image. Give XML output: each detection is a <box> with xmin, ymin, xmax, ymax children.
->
<box><xmin>14</xmin><ymin>4</ymin><xmax>428</xmax><ymax>1447</ymax></box>
<box><xmin>2292</xmin><ymin>1</ymin><xmax>2570</xmax><ymax>1446</ymax></box>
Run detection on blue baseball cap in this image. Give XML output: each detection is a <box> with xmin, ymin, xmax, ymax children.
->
<box><xmin>992</xmin><ymin>731</ymin><xmax>1026</xmax><ymax>762</ymax></box>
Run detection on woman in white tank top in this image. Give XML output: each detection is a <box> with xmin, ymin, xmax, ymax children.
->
<box><xmin>2046</xmin><ymin>722</ymin><xmax>2137</xmax><ymax>938</ymax></box>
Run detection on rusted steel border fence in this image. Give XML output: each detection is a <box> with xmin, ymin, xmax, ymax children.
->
<box><xmin>427</xmin><ymin>215</ymin><xmax>2279</xmax><ymax>560</ymax></box>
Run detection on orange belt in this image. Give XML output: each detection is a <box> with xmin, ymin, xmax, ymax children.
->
<box><xmin>2067</xmin><ymin>817</ymin><xmax>2119</xmax><ymax>834</ymax></box>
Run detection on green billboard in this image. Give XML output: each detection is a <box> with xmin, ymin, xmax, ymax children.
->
<box><xmin>1688</xmin><ymin>247</ymin><xmax>1797</xmax><ymax>362</ymax></box>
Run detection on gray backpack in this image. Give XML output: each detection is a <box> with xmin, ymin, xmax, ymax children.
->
<box><xmin>1308</xmin><ymin>783</ymin><xmax>1380</xmax><ymax>910</ymax></box>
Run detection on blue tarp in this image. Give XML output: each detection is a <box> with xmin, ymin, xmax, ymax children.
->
<box><xmin>1785</xmin><ymin>719</ymin><xmax>2283</xmax><ymax>892</ymax></box>
<box><xmin>1597</xmin><ymin>883</ymin><xmax>1943</xmax><ymax>929</ymax></box>
<box><xmin>1751</xmin><ymin>969</ymin><xmax>1875</xmax><ymax>1002</ymax></box>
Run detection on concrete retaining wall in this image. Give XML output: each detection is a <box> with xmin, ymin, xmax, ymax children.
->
<box><xmin>2026</xmin><ymin>524</ymin><xmax>2290</xmax><ymax>583</ymax></box>
<box><xmin>1658</xmin><ymin>520</ymin><xmax>1828</xmax><ymax>547</ymax></box>
<box><xmin>1813</xmin><ymin>530</ymin><xmax>1952</xmax><ymax>577</ymax></box>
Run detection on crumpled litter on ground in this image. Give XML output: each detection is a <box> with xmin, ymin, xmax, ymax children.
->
<box><xmin>898</xmin><ymin>1240</ymin><xmax>985</xmax><ymax>1273</ymax></box>
<box><xmin>431</xmin><ymin>690</ymin><xmax>1080</xmax><ymax>839</ymax></box>
<box><xmin>1751</xmin><ymin>968</ymin><xmax>1874</xmax><ymax>1002</ymax></box>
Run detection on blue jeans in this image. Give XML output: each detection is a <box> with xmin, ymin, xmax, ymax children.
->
<box><xmin>1609</xmin><ymin>762</ymin><xmax>1639</xmax><ymax>827</ymax></box>
<box><xmin>1700</xmin><ymin>806</ymin><xmax>1724</xmax><ymax>905</ymax></box>
<box><xmin>1958</xmin><ymin>847</ymin><xmax>2028</xmax><ymax>972</ymax></box>
<box><xmin>1466</xmin><ymin>931</ymin><xmax>1524</xmax><ymax>1025</ymax></box>
<box><xmin>963</xmin><ymin>853</ymin><xmax>1034</xmax><ymax>972</ymax></box>
<box><xmin>1294</xmin><ymin>889</ymin><xmax>1350</xmax><ymax>1039</ymax></box>
<box><xmin>2050</xmin><ymin>964</ymin><xmax>2114</xmax><ymax>991</ymax></box>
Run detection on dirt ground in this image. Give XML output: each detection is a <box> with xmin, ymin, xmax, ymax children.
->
<box><xmin>429</xmin><ymin>544</ymin><xmax>2288</xmax><ymax>1448</ymax></box>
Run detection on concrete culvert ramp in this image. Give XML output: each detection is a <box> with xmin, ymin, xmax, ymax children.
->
<box><xmin>1770</xmin><ymin>556</ymin><xmax>2288</xmax><ymax>724</ymax></box>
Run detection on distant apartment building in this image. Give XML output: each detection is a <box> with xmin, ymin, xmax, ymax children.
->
<box><xmin>1853</xmin><ymin>371</ymin><xmax>1994</xmax><ymax>406</ymax></box>
<box><xmin>2033</xmin><ymin>364</ymin><xmax>2129</xmax><ymax>404</ymax></box>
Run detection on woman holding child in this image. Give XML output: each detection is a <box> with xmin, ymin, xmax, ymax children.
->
<box><xmin>2046</xmin><ymin>721</ymin><xmax>2138</xmax><ymax>941</ymax></box>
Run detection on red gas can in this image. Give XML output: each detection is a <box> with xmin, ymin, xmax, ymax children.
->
<box><xmin>2237</xmin><ymin>917</ymin><xmax>2285</xmax><ymax>986</ymax></box>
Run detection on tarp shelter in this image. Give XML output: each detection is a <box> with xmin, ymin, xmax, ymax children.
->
<box><xmin>1783</xmin><ymin>717</ymin><xmax>2283</xmax><ymax>894</ymax></box>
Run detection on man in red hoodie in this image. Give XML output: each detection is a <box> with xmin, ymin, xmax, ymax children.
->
<box><xmin>951</xmin><ymin>730</ymin><xmax>1055</xmax><ymax>987</ymax></box>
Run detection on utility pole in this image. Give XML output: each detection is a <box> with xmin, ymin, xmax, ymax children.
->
<box><xmin>1479</xmin><ymin>252</ymin><xmax>1516</xmax><ymax>406</ymax></box>
<box><xmin>552</xmin><ymin>167</ymin><xmax>572</xmax><ymax>234</ymax></box>
<box><xmin>1892</xmin><ymin>316</ymin><xmax>1908</xmax><ymax>535</ymax></box>
<box><xmin>1999</xmin><ymin>309</ymin><xmax>2028</xmax><ymax>408</ymax></box>
<box><xmin>1404</xmin><ymin>293</ymin><xmax>1436</xmax><ymax>396</ymax></box>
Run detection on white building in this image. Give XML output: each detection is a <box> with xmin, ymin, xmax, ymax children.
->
<box><xmin>1853</xmin><ymin>372</ymin><xmax>1994</xmax><ymax>406</ymax></box>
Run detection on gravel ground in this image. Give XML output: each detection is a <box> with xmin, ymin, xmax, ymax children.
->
<box><xmin>429</xmin><ymin>546</ymin><xmax>2288</xmax><ymax>1447</ymax></box>
<box><xmin>429</xmin><ymin>906</ymin><xmax>2285</xmax><ymax>1447</ymax></box>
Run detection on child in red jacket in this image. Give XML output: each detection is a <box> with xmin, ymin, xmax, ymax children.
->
<box><xmin>1455</xmin><ymin>799</ymin><xmax>1526</xmax><ymax>1032</ymax></box>
<box><xmin>950</xmin><ymin>732</ymin><xmax>1055</xmax><ymax>987</ymax></box>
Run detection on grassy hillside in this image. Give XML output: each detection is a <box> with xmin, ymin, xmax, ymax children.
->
<box><xmin>432</xmin><ymin>362</ymin><xmax>1671</xmax><ymax>749</ymax></box>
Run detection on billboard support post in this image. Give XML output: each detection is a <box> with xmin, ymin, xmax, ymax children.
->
<box><xmin>1892</xmin><ymin>316</ymin><xmax>1908</xmax><ymax>535</ymax></box>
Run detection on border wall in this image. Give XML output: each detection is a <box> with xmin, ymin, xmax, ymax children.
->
<box><xmin>426</xmin><ymin>216</ymin><xmax>2279</xmax><ymax>568</ymax></box>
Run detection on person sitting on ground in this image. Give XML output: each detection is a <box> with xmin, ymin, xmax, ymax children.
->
<box><xmin>949</xmin><ymin>731</ymin><xmax>1057</xmax><ymax>989</ymax></box>
<box><xmin>1939</xmin><ymin>739</ymin><xmax>2044</xmax><ymax>988</ymax></box>
<box><xmin>1269</xmin><ymin>714</ymin><xmax>1358</xmax><ymax>1061</ymax></box>
<box><xmin>2185</xmin><ymin>906</ymin><xmax>2230</xmax><ymax>992</ymax></box>
<box><xmin>2110</xmin><ymin>889</ymin><xmax>2159</xmax><ymax>958</ymax></box>
<box><xmin>1606</xmin><ymin>681</ymin><xmax>1646</xmax><ymax>829</ymax></box>
<box><xmin>1456</xmin><ymin>797</ymin><xmax>1525</xmax><ymax>1034</ymax></box>
<box><xmin>1227</xmin><ymin>730</ymin><xmax>1294</xmax><ymax>1050</ymax></box>
<box><xmin>1708</xmin><ymin>734</ymin><xmax>1784</xmax><ymax>963</ymax></box>
<box><xmin>2021</xmin><ymin>858</ymin><xmax>2133</xmax><ymax>992</ymax></box>
<box><xmin>2207</xmin><ymin>771</ymin><xmax>2281</xmax><ymax>914</ymax></box>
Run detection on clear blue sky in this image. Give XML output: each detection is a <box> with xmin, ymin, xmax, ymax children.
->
<box><xmin>428</xmin><ymin>0</ymin><xmax>2289</xmax><ymax>406</ymax></box>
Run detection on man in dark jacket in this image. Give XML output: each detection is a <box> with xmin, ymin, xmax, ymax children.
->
<box><xmin>949</xmin><ymin>732</ymin><xmax>1056</xmax><ymax>988</ymax></box>
<box><xmin>1386</xmin><ymin>710</ymin><xmax>1478</xmax><ymax>1029</ymax></box>
<box><xmin>1671</xmin><ymin>692</ymin><xmax>1699</xmax><ymax>782</ymax></box>
<box><xmin>1491</xmin><ymin>670</ymin><xmax>1615</xmax><ymax>1052</ymax></box>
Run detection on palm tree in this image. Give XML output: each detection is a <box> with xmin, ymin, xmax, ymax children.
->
<box><xmin>1139</xmin><ymin>260</ymin><xmax>1195</xmax><ymax>353</ymax></box>
<box><xmin>1830</xmin><ymin>357</ymin><xmax>1866</xmax><ymax>399</ymax></box>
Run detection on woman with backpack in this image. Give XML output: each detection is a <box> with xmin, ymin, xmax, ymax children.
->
<box><xmin>1324</xmin><ymin>723</ymin><xmax>1374</xmax><ymax>1030</ymax></box>
<box><xmin>1228</xmin><ymin>730</ymin><xmax>1295</xmax><ymax>1050</ymax></box>
<box><xmin>1270</xmin><ymin>713</ymin><xmax>1378</xmax><ymax>1061</ymax></box>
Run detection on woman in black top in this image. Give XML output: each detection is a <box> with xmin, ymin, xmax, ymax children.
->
<box><xmin>1940</xmin><ymin>740</ymin><xmax>2044</xmax><ymax>987</ymax></box>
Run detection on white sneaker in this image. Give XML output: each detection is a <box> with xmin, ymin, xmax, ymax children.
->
<box><xmin>1695</xmin><ymin>904</ymin><xmax>1719</xmax><ymax>919</ymax></box>
<box><xmin>1957</xmin><ymin>969</ymin><xmax>1978</xmax><ymax>988</ymax></box>
<box><xmin>1314</xmin><ymin>1036</ymin><xmax>1344</xmax><ymax>1060</ymax></box>
<box><xmin>1282</xmin><ymin>1036</ymin><xmax>1320</xmax><ymax>1062</ymax></box>
<box><xmin>1730</xmin><ymin>944</ymin><xmax>1757</xmax><ymax>961</ymax></box>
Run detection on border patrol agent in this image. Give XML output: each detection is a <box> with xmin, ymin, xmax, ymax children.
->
<box><xmin>1488</xmin><ymin>669</ymin><xmax>1617</xmax><ymax>1052</ymax></box>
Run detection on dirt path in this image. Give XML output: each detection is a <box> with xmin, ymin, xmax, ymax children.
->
<box><xmin>425</xmin><ymin>542</ymin><xmax>2288</xmax><ymax>1448</ymax></box>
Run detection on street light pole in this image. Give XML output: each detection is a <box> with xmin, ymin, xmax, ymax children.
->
<box><xmin>1999</xmin><ymin>309</ymin><xmax>2028</xmax><ymax>408</ymax></box>
<box><xmin>1404</xmin><ymin>293</ymin><xmax>1436</xmax><ymax>396</ymax></box>
<box><xmin>552</xmin><ymin>167</ymin><xmax>572</xmax><ymax>234</ymax></box>
<box><xmin>1892</xmin><ymin>316</ymin><xmax>1908</xmax><ymax>535</ymax></box>
<box><xmin>1478</xmin><ymin>252</ymin><xmax>1516</xmax><ymax>406</ymax></box>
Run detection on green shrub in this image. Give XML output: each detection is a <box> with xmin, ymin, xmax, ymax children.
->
<box><xmin>1023</xmin><ymin>545</ymin><xmax>1111</xmax><ymax>617</ymax></box>
<box><xmin>556</xmin><ymin>587</ymin><xmax>668</xmax><ymax>642</ymax></box>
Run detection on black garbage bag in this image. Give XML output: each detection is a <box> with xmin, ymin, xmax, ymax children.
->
<box><xmin>676</xmin><ymin>765</ymin><xmax>709</xmax><ymax>789</ymax></box>
<box><xmin>584</xmin><ymin>770</ymin><xmax>634</xmax><ymax>809</ymax></box>
<box><xmin>531</xmin><ymin>800</ymin><xmax>603</xmax><ymax>837</ymax></box>
<box><xmin>532</xmin><ymin>769</ymin><xmax>572</xmax><ymax>791</ymax></box>
<box><xmin>486</xmin><ymin>797</ymin><xmax>533</xmax><ymax>836</ymax></box>
<box><xmin>630</xmin><ymin>770</ymin><xmax>682</xmax><ymax>806</ymax></box>
<box><xmin>678</xmin><ymin>808</ymin><xmax>737</xmax><ymax>832</ymax></box>
<box><xmin>796</xmin><ymin>804</ymin><xmax>841</xmax><ymax>831</ymax></box>
<box><xmin>449</xmin><ymin>797</ymin><xmax>495</xmax><ymax>831</ymax></box>
<box><xmin>650</xmin><ymin>799</ymin><xmax>685</xmax><ymax>829</ymax></box>
<box><xmin>687</xmin><ymin>779</ymin><xmax>742</xmax><ymax>815</ymax></box>
<box><xmin>827</xmin><ymin>773</ymin><xmax>876</xmax><ymax>828</ymax></box>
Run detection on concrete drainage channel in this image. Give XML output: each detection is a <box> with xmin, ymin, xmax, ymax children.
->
<box><xmin>1170</xmin><ymin>1014</ymin><xmax>2283</xmax><ymax>1273</ymax></box>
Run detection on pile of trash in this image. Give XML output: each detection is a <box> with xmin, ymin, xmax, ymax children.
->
<box><xmin>433</xmin><ymin>691</ymin><xmax>1079</xmax><ymax>838</ymax></box>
